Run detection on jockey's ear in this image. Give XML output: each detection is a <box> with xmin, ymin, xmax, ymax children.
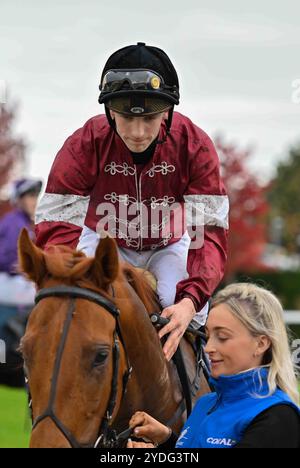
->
<box><xmin>92</xmin><ymin>236</ymin><xmax>119</xmax><ymax>289</ymax></box>
<box><xmin>18</xmin><ymin>228</ymin><xmax>46</xmax><ymax>286</ymax></box>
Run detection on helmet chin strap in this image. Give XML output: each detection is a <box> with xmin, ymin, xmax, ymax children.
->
<box><xmin>104</xmin><ymin>106</ymin><xmax>174</xmax><ymax>146</ymax></box>
<box><xmin>157</xmin><ymin>107</ymin><xmax>174</xmax><ymax>144</ymax></box>
<box><xmin>105</xmin><ymin>106</ymin><xmax>116</xmax><ymax>130</ymax></box>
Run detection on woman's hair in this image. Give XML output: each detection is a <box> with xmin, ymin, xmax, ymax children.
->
<box><xmin>211</xmin><ymin>283</ymin><xmax>299</xmax><ymax>405</ymax></box>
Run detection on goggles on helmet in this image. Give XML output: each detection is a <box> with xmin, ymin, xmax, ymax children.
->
<box><xmin>101</xmin><ymin>69</ymin><xmax>165</xmax><ymax>93</ymax></box>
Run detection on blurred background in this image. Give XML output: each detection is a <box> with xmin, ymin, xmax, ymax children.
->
<box><xmin>0</xmin><ymin>0</ymin><xmax>299</xmax><ymax>447</ymax></box>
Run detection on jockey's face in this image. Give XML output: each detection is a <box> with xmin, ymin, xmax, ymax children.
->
<box><xmin>110</xmin><ymin>110</ymin><xmax>168</xmax><ymax>153</ymax></box>
<box><xmin>204</xmin><ymin>304</ymin><xmax>271</xmax><ymax>378</ymax></box>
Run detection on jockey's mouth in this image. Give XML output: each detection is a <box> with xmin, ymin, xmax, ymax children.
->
<box><xmin>129</xmin><ymin>138</ymin><xmax>149</xmax><ymax>144</ymax></box>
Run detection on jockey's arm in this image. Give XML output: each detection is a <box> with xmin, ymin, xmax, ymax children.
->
<box><xmin>35</xmin><ymin>119</ymin><xmax>98</xmax><ymax>250</ymax></box>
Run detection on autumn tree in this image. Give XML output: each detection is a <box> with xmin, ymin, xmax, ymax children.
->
<box><xmin>0</xmin><ymin>96</ymin><xmax>26</xmax><ymax>216</ymax></box>
<box><xmin>215</xmin><ymin>136</ymin><xmax>270</xmax><ymax>279</ymax></box>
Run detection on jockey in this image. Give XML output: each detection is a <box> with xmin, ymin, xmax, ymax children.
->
<box><xmin>0</xmin><ymin>178</ymin><xmax>42</xmax><ymax>307</ymax></box>
<box><xmin>35</xmin><ymin>42</ymin><xmax>229</xmax><ymax>360</ymax></box>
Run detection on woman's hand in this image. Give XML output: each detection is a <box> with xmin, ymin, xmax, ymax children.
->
<box><xmin>127</xmin><ymin>411</ymin><xmax>171</xmax><ymax>446</ymax></box>
<box><xmin>127</xmin><ymin>439</ymin><xmax>155</xmax><ymax>448</ymax></box>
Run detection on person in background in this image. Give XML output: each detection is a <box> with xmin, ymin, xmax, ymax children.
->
<box><xmin>0</xmin><ymin>178</ymin><xmax>42</xmax><ymax>341</ymax></box>
<box><xmin>127</xmin><ymin>283</ymin><xmax>300</xmax><ymax>449</ymax></box>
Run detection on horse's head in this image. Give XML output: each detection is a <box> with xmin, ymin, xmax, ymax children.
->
<box><xmin>18</xmin><ymin>229</ymin><xmax>131</xmax><ymax>448</ymax></box>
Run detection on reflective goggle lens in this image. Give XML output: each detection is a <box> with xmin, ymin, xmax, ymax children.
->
<box><xmin>101</xmin><ymin>69</ymin><xmax>164</xmax><ymax>92</ymax></box>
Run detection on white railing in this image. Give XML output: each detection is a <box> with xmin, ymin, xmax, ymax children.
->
<box><xmin>284</xmin><ymin>311</ymin><xmax>300</xmax><ymax>325</ymax></box>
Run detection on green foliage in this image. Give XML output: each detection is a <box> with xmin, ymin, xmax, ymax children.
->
<box><xmin>268</xmin><ymin>144</ymin><xmax>300</xmax><ymax>251</ymax></box>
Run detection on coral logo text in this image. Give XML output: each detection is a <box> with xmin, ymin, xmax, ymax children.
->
<box><xmin>207</xmin><ymin>437</ymin><xmax>236</xmax><ymax>446</ymax></box>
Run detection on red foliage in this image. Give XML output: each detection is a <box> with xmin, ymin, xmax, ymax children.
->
<box><xmin>0</xmin><ymin>100</ymin><xmax>26</xmax><ymax>216</ymax></box>
<box><xmin>215</xmin><ymin>136</ymin><xmax>271</xmax><ymax>279</ymax></box>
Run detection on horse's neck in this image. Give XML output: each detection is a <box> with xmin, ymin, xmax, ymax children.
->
<box><xmin>114</xmin><ymin>283</ymin><xmax>180</xmax><ymax>425</ymax></box>
<box><xmin>117</xmin><ymin>284</ymin><xmax>171</xmax><ymax>391</ymax></box>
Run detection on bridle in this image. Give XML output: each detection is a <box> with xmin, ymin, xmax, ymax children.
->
<box><xmin>26</xmin><ymin>285</ymin><xmax>132</xmax><ymax>448</ymax></box>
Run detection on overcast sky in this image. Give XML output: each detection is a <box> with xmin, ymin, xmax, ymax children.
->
<box><xmin>1</xmin><ymin>0</ymin><xmax>300</xmax><ymax>186</ymax></box>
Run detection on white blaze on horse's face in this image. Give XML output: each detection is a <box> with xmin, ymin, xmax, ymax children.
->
<box><xmin>204</xmin><ymin>304</ymin><xmax>269</xmax><ymax>378</ymax></box>
<box><xmin>110</xmin><ymin>110</ymin><xmax>167</xmax><ymax>153</ymax></box>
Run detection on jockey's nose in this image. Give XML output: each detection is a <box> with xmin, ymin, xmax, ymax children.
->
<box><xmin>130</xmin><ymin>118</ymin><xmax>146</xmax><ymax>140</ymax></box>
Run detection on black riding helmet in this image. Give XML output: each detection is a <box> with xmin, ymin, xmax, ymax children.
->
<box><xmin>98</xmin><ymin>42</ymin><xmax>180</xmax><ymax>135</ymax></box>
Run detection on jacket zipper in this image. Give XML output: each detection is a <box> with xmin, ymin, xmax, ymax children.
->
<box><xmin>134</xmin><ymin>167</ymin><xmax>143</xmax><ymax>251</ymax></box>
<box><xmin>133</xmin><ymin>138</ymin><xmax>162</xmax><ymax>251</ymax></box>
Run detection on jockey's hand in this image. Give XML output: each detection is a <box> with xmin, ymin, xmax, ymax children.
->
<box><xmin>158</xmin><ymin>298</ymin><xmax>196</xmax><ymax>361</ymax></box>
<box><xmin>128</xmin><ymin>411</ymin><xmax>171</xmax><ymax>446</ymax></box>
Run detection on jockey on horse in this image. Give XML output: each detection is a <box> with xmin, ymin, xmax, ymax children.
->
<box><xmin>34</xmin><ymin>42</ymin><xmax>229</xmax><ymax>361</ymax></box>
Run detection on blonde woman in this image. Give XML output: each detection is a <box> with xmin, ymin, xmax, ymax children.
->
<box><xmin>127</xmin><ymin>283</ymin><xmax>300</xmax><ymax>448</ymax></box>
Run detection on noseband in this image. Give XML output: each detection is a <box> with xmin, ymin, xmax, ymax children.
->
<box><xmin>26</xmin><ymin>285</ymin><xmax>132</xmax><ymax>448</ymax></box>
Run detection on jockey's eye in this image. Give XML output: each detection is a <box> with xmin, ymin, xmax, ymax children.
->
<box><xmin>93</xmin><ymin>349</ymin><xmax>109</xmax><ymax>368</ymax></box>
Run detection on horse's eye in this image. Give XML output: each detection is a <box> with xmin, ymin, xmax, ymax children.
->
<box><xmin>93</xmin><ymin>350</ymin><xmax>109</xmax><ymax>367</ymax></box>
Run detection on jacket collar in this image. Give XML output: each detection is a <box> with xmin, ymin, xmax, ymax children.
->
<box><xmin>209</xmin><ymin>367</ymin><xmax>270</xmax><ymax>401</ymax></box>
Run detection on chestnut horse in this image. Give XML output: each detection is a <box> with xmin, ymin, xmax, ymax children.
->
<box><xmin>18</xmin><ymin>229</ymin><xmax>210</xmax><ymax>448</ymax></box>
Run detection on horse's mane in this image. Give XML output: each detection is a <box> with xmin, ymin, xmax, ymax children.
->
<box><xmin>122</xmin><ymin>264</ymin><xmax>160</xmax><ymax>314</ymax></box>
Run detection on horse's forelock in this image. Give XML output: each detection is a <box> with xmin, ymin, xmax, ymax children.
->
<box><xmin>44</xmin><ymin>246</ymin><xmax>93</xmax><ymax>280</ymax></box>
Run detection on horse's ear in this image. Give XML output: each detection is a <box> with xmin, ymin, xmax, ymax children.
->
<box><xmin>92</xmin><ymin>236</ymin><xmax>119</xmax><ymax>288</ymax></box>
<box><xmin>18</xmin><ymin>228</ymin><xmax>46</xmax><ymax>285</ymax></box>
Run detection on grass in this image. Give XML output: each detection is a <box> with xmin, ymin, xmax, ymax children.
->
<box><xmin>0</xmin><ymin>385</ymin><xmax>31</xmax><ymax>448</ymax></box>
